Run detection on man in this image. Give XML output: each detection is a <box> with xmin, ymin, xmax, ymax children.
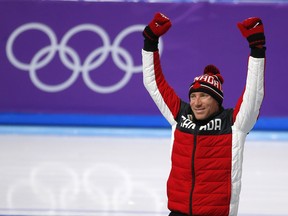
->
<box><xmin>142</xmin><ymin>12</ymin><xmax>266</xmax><ymax>216</ymax></box>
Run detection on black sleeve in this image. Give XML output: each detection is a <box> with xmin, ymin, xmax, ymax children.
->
<box><xmin>250</xmin><ymin>47</ymin><xmax>266</xmax><ymax>58</ymax></box>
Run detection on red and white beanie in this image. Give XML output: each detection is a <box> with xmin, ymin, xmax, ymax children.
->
<box><xmin>188</xmin><ymin>64</ymin><xmax>224</xmax><ymax>105</ymax></box>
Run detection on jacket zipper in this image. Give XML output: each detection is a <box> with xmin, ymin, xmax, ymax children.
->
<box><xmin>189</xmin><ymin>125</ymin><xmax>199</xmax><ymax>216</ymax></box>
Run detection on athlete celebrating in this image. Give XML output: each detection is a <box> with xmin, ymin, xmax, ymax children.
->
<box><xmin>142</xmin><ymin>12</ymin><xmax>266</xmax><ymax>216</ymax></box>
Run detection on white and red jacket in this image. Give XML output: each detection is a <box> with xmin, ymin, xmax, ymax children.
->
<box><xmin>142</xmin><ymin>49</ymin><xmax>265</xmax><ymax>216</ymax></box>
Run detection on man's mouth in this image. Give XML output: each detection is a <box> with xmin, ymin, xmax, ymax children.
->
<box><xmin>194</xmin><ymin>108</ymin><xmax>205</xmax><ymax>113</ymax></box>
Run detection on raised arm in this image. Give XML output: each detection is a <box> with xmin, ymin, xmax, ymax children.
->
<box><xmin>233</xmin><ymin>17</ymin><xmax>266</xmax><ymax>133</ymax></box>
<box><xmin>142</xmin><ymin>13</ymin><xmax>181</xmax><ymax>126</ymax></box>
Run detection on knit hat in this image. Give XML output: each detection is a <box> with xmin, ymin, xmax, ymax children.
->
<box><xmin>188</xmin><ymin>65</ymin><xmax>224</xmax><ymax>105</ymax></box>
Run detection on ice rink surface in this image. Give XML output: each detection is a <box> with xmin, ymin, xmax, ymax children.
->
<box><xmin>0</xmin><ymin>126</ymin><xmax>287</xmax><ymax>216</ymax></box>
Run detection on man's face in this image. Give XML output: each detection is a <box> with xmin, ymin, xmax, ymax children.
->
<box><xmin>189</xmin><ymin>92</ymin><xmax>220</xmax><ymax>120</ymax></box>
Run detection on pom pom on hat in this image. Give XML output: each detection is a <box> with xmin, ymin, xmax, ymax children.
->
<box><xmin>203</xmin><ymin>64</ymin><xmax>224</xmax><ymax>84</ymax></box>
<box><xmin>189</xmin><ymin>64</ymin><xmax>224</xmax><ymax>105</ymax></box>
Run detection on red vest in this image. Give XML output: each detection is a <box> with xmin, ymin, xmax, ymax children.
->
<box><xmin>167</xmin><ymin>104</ymin><xmax>234</xmax><ymax>215</ymax></box>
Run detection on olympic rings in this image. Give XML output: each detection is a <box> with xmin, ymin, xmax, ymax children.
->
<box><xmin>6</xmin><ymin>22</ymin><xmax>164</xmax><ymax>93</ymax></box>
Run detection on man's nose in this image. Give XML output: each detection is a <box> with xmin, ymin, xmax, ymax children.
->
<box><xmin>194</xmin><ymin>97</ymin><xmax>202</xmax><ymax>106</ymax></box>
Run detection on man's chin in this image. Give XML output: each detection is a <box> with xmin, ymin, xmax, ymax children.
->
<box><xmin>194</xmin><ymin>114</ymin><xmax>207</xmax><ymax>120</ymax></box>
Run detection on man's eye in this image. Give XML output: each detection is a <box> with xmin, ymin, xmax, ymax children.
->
<box><xmin>201</xmin><ymin>93</ymin><xmax>208</xmax><ymax>98</ymax></box>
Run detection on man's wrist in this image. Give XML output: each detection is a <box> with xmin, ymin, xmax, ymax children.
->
<box><xmin>143</xmin><ymin>39</ymin><xmax>159</xmax><ymax>52</ymax></box>
<box><xmin>250</xmin><ymin>47</ymin><xmax>266</xmax><ymax>58</ymax></box>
